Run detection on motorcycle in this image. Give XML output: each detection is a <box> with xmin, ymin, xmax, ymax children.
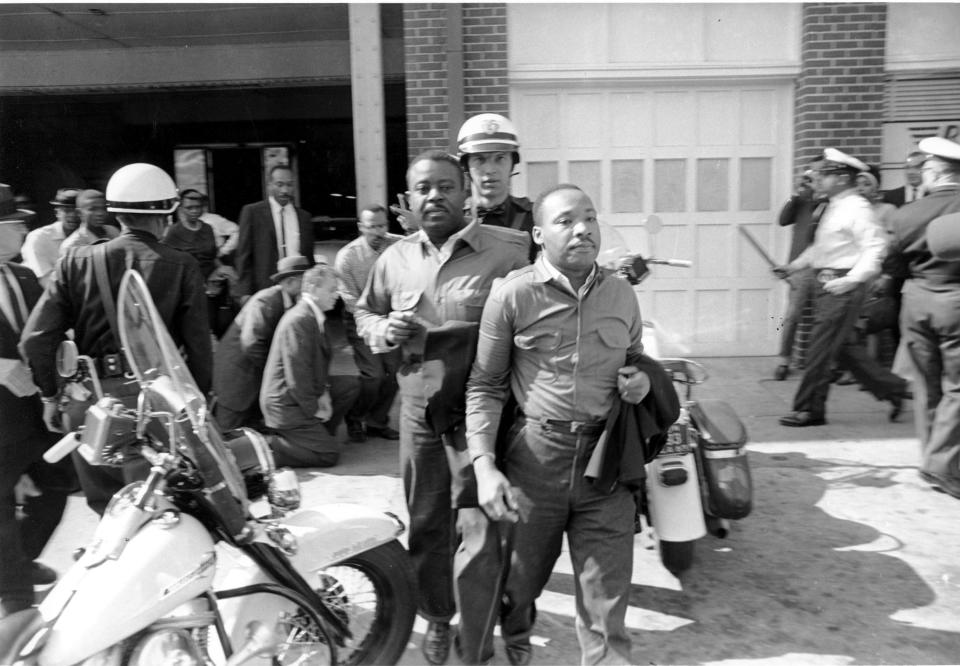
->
<box><xmin>0</xmin><ymin>269</ymin><xmax>417</xmax><ymax>665</ymax></box>
<box><xmin>614</xmin><ymin>251</ymin><xmax>754</xmax><ymax>576</ymax></box>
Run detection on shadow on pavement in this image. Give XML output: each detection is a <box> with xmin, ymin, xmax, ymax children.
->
<box><xmin>540</xmin><ymin>450</ymin><xmax>959</xmax><ymax>664</ymax></box>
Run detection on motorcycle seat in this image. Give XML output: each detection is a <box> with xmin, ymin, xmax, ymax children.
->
<box><xmin>0</xmin><ymin>608</ymin><xmax>44</xmax><ymax>664</ymax></box>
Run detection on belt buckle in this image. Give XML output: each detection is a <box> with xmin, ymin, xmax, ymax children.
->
<box><xmin>102</xmin><ymin>353</ymin><xmax>122</xmax><ymax>377</ymax></box>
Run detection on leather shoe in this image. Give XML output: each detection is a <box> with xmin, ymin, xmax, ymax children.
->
<box><xmin>366</xmin><ymin>425</ymin><xmax>400</xmax><ymax>440</ymax></box>
<box><xmin>779</xmin><ymin>411</ymin><xmax>826</xmax><ymax>427</ymax></box>
<box><xmin>773</xmin><ymin>364</ymin><xmax>790</xmax><ymax>381</ymax></box>
<box><xmin>347</xmin><ymin>420</ymin><xmax>366</xmax><ymax>443</ymax></box>
<box><xmin>505</xmin><ymin>643</ymin><xmax>533</xmax><ymax>666</ymax></box>
<box><xmin>31</xmin><ymin>562</ymin><xmax>57</xmax><ymax>586</ymax></box>
<box><xmin>422</xmin><ymin>621</ymin><xmax>451</xmax><ymax>665</ymax></box>
<box><xmin>888</xmin><ymin>396</ymin><xmax>904</xmax><ymax>422</ymax></box>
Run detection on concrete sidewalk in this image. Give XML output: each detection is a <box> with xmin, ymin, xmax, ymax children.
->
<box><xmin>39</xmin><ymin>357</ymin><xmax>960</xmax><ymax>665</ymax></box>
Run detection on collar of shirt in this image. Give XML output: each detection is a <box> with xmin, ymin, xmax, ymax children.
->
<box><xmin>281</xmin><ymin>289</ymin><xmax>296</xmax><ymax>310</ymax></box>
<box><xmin>414</xmin><ymin>218</ymin><xmax>482</xmax><ymax>261</ymax></box>
<box><xmin>534</xmin><ymin>253</ymin><xmax>600</xmax><ymax>298</ymax></box>
<box><xmin>269</xmin><ymin>197</ymin><xmax>291</xmax><ymax>221</ymax></box>
<box><xmin>302</xmin><ymin>293</ymin><xmax>326</xmax><ymax>329</ymax></box>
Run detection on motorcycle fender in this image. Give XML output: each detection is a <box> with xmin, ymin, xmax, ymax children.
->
<box><xmin>281</xmin><ymin>503</ymin><xmax>404</xmax><ymax>575</ymax></box>
<box><xmin>645</xmin><ymin>453</ymin><xmax>707</xmax><ymax>542</ymax></box>
<box><xmin>37</xmin><ymin>514</ymin><xmax>216</xmax><ymax>666</ymax></box>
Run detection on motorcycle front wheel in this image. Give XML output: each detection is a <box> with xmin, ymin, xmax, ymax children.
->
<box><xmin>318</xmin><ymin>539</ymin><xmax>417</xmax><ymax>665</ymax></box>
<box><xmin>660</xmin><ymin>539</ymin><xmax>696</xmax><ymax>575</ymax></box>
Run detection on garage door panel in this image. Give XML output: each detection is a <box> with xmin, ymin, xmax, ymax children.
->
<box><xmin>647</xmin><ymin>289</ymin><xmax>695</xmax><ymax>355</ymax></box>
<box><xmin>738</xmin><ymin>223</ymin><xmax>776</xmax><ymax>276</ymax></box>
<box><xmin>565</xmin><ymin>93</ymin><xmax>605</xmax><ymax>148</ymax></box>
<box><xmin>740</xmin><ymin>89</ymin><xmax>778</xmax><ymax>145</ymax></box>
<box><xmin>518</xmin><ymin>93</ymin><xmax>562</xmax><ymax>149</ymax></box>
<box><xmin>654</xmin><ymin>92</ymin><xmax>694</xmax><ymax>146</ymax></box>
<box><xmin>737</xmin><ymin>289</ymin><xmax>775</xmax><ymax>345</ymax></box>
<box><xmin>695</xmin><ymin>290</ymin><xmax>734</xmax><ymax>343</ymax></box>
<box><xmin>608</xmin><ymin>92</ymin><xmax>651</xmax><ymax>148</ymax></box>
<box><xmin>697</xmin><ymin>90</ymin><xmax>739</xmax><ymax>145</ymax></box>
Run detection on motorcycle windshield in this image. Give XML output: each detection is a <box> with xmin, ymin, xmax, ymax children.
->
<box><xmin>116</xmin><ymin>269</ymin><xmax>247</xmax><ymax>505</ymax></box>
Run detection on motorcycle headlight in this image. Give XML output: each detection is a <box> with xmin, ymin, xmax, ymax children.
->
<box><xmin>127</xmin><ymin>629</ymin><xmax>204</xmax><ymax>666</ymax></box>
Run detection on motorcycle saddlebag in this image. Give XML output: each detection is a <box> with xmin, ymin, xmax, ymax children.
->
<box><xmin>688</xmin><ymin>399</ymin><xmax>752</xmax><ymax>519</ymax></box>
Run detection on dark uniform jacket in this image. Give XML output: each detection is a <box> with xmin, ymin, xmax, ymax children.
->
<box><xmin>260</xmin><ymin>298</ymin><xmax>331</xmax><ymax>430</ymax></box>
<box><xmin>1</xmin><ymin>262</ymin><xmax>56</xmax><ymax>448</ymax></box>
<box><xmin>469</xmin><ymin>195</ymin><xmax>535</xmax><ymax>261</ymax></box>
<box><xmin>19</xmin><ymin>228</ymin><xmax>213</xmax><ymax>396</ymax></box>
<box><xmin>235</xmin><ymin>200</ymin><xmax>314</xmax><ymax>298</ymax></box>
<box><xmin>213</xmin><ymin>284</ymin><xmax>290</xmax><ymax>412</ymax></box>
<box><xmin>884</xmin><ymin>185</ymin><xmax>960</xmax><ymax>289</ymax></box>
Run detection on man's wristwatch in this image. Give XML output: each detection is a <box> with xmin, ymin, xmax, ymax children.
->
<box><xmin>471</xmin><ymin>452</ymin><xmax>496</xmax><ymax>465</ymax></box>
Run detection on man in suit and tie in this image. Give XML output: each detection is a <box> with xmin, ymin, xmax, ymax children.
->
<box><xmin>882</xmin><ymin>151</ymin><xmax>927</xmax><ymax>207</ymax></box>
<box><xmin>236</xmin><ymin>165</ymin><xmax>314</xmax><ymax>303</ymax></box>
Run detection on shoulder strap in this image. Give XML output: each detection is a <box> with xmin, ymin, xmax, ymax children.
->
<box><xmin>93</xmin><ymin>243</ymin><xmax>123</xmax><ymax>349</ymax></box>
<box><xmin>0</xmin><ymin>264</ymin><xmax>30</xmax><ymax>334</ymax></box>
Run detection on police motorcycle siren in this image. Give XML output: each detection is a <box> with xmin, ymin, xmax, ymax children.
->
<box><xmin>601</xmin><ymin>218</ymin><xmax>752</xmax><ymax>575</ymax></box>
<box><xmin>0</xmin><ymin>269</ymin><xmax>417</xmax><ymax>666</ymax></box>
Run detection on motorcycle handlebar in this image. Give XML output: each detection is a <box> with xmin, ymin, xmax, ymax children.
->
<box><xmin>44</xmin><ymin>431</ymin><xmax>82</xmax><ymax>463</ymax></box>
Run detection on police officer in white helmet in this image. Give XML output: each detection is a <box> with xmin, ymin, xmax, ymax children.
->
<box><xmin>458</xmin><ymin>114</ymin><xmax>536</xmax><ymax>256</ymax></box>
<box><xmin>21</xmin><ymin>163</ymin><xmax>212</xmax><ymax>515</ymax></box>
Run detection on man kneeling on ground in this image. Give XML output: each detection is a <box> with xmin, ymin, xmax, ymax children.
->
<box><xmin>260</xmin><ymin>264</ymin><xmax>359</xmax><ymax>467</ymax></box>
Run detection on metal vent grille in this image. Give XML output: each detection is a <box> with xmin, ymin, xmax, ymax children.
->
<box><xmin>885</xmin><ymin>74</ymin><xmax>960</xmax><ymax>121</ymax></box>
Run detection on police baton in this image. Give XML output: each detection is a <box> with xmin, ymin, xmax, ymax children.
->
<box><xmin>737</xmin><ymin>225</ymin><xmax>777</xmax><ymax>269</ymax></box>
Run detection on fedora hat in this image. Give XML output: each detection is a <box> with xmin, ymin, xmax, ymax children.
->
<box><xmin>50</xmin><ymin>187</ymin><xmax>81</xmax><ymax>208</ymax></box>
<box><xmin>271</xmin><ymin>255</ymin><xmax>310</xmax><ymax>283</ymax></box>
<box><xmin>0</xmin><ymin>184</ymin><xmax>35</xmax><ymax>223</ymax></box>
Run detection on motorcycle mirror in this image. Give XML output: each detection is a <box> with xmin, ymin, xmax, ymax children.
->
<box><xmin>644</xmin><ymin>214</ymin><xmax>663</xmax><ymax>235</ymax></box>
<box><xmin>56</xmin><ymin>340</ymin><xmax>79</xmax><ymax>378</ymax></box>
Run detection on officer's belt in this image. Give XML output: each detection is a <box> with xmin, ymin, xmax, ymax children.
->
<box><xmin>517</xmin><ymin>411</ymin><xmax>605</xmax><ymax>436</ymax></box>
<box><xmin>911</xmin><ymin>273</ymin><xmax>960</xmax><ymax>286</ymax></box>
<box><xmin>90</xmin><ymin>352</ymin><xmax>132</xmax><ymax>378</ymax></box>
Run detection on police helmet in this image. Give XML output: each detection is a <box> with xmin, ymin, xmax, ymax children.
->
<box><xmin>106</xmin><ymin>163</ymin><xmax>180</xmax><ymax>215</ymax></box>
<box><xmin>457</xmin><ymin>113</ymin><xmax>521</xmax><ymax>166</ymax></box>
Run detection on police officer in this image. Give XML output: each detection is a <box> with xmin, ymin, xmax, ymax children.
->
<box><xmin>457</xmin><ymin>113</ymin><xmax>535</xmax><ymax>244</ymax></box>
<box><xmin>20</xmin><ymin>163</ymin><xmax>212</xmax><ymax>514</ymax></box>
<box><xmin>885</xmin><ymin>137</ymin><xmax>960</xmax><ymax>499</ymax></box>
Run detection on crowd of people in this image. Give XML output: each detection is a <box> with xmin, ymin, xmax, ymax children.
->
<box><xmin>772</xmin><ymin>139</ymin><xmax>960</xmax><ymax>501</ymax></box>
<box><xmin>3</xmin><ymin>111</ymin><xmax>960</xmax><ymax>666</ymax></box>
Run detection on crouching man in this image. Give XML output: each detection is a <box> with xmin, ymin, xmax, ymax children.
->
<box><xmin>260</xmin><ymin>264</ymin><xmax>359</xmax><ymax>468</ymax></box>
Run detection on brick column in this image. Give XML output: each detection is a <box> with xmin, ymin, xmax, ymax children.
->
<box><xmin>403</xmin><ymin>3</ymin><xmax>510</xmax><ymax>160</ymax></box>
<box><xmin>794</xmin><ymin>3</ymin><xmax>887</xmax><ymax>174</ymax></box>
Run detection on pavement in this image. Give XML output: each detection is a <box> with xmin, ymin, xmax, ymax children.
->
<box><xmin>38</xmin><ymin>357</ymin><xmax>960</xmax><ymax>665</ymax></box>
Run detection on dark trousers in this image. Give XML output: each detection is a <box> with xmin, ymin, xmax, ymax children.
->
<box><xmin>793</xmin><ymin>282</ymin><xmax>868</xmax><ymax>417</ymax></box>
<box><xmin>901</xmin><ymin>282</ymin><xmax>960</xmax><ymax>483</ymax></box>
<box><xmin>343</xmin><ymin>312</ymin><xmax>400</xmax><ymax>428</ymax></box>
<box><xmin>398</xmin><ymin>390</ymin><xmax>457</xmax><ymax>623</ymax></box>
<box><xmin>0</xmin><ymin>393</ymin><xmax>71</xmax><ymax>615</ymax></box>
<box><xmin>778</xmin><ymin>268</ymin><xmax>815</xmax><ymax>360</ymax></box>
<box><xmin>500</xmin><ymin>419</ymin><xmax>635</xmax><ymax>665</ymax></box>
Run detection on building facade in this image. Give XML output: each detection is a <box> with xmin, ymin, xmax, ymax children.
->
<box><xmin>1</xmin><ymin>3</ymin><xmax>958</xmax><ymax>355</ymax></box>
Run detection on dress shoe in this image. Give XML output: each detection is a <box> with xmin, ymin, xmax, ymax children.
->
<box><xmin>366</xmin><ymin>425</ymin><xmax>400</xmax><ymax>440</ymax></box>
<box><xmin>779</xmin><ymin>411</ymin><xmax>826</xmax><ymax>427</ymax></box>
<box><xmin>919</xmin><ymin>471</ymin><xmax>960</xmax><ymax>500</ymax></box>
<box><xmin>505</xmin><ymin>642</ymin><xmax>534</xmax><ymax>666</ymax></box>
<box><xmin>346</xmin><ymin>420</ymin><xmax>366</xmax><ymax>443</ymax></box>
<box><xmin>31</xmin><ymin>562</ymin><xmax>58</xmax><ymax>586</ymax></box>
<box><xmin>773</xmin><ymin>364</ymin><xmax>790</xmax><ymax>381</ymax></box>
<box><xmin>422</xmin><ymin>621</ymin><xmax>451</xmax><ymax>665</ymax></box>
<box><xmin>888</xmin><ymin>396</ymin><xmax>904</xmax><ymax>422</ymax></box>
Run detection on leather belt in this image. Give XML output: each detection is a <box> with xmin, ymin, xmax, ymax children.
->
<box><xmin>518</xmin><ymin>413</ymin><xmax>605</xmax><ymax>436</ymax></box>
<box><xmin>815</xmin><ymin>267</ymin><xmax>850</xmax><ymax>284</ymax></box>
<box><xmin>91</xmin><ymin>352</ymin><xmax>131</xmax><ymax>379</ymax></box>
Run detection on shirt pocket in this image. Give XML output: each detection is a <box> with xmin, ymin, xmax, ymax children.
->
<box><xmin>514</xmin><ymin>330</ymin><xmax>561</xmax><ymax>381</ymax></box>
<box><xmin>586</xmin><ymin>322</ymin><xmax>631</xmax><ymax>378</ymax></box>
<box><xmin>514</xmin><ymin>330</ymin><xmax>560</xmax><ymax>352</ymax></box>
<box><xmin>391</xmin><ymin>289</ymin><xmax>423</xmax><ymax>312</ymax></box>
<box><xmin>452</xmin><ymin>290</ymin><xmax>489</xmax><ymax>322</ymax></box>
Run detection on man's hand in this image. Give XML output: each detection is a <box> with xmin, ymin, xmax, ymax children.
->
<box><xmin>390</xmin><ymin>204</ymin><xmax>420</xmax><ymax>234</ymax></box>
<box><xmin>772</xmin><ymin>265</ymin><xmax>792</xmax><ymax>280</ymax></box>
<box><xmin>315</xmin><ymin>392</ymin><xmax>332</xmax><ymax>421</ymax></box>
<box><xmin>42</xmin><ymin>400</ymin><xmax>63</xmax><ymax>433</ymax></box>
<box><xmin>385</xmin><ymin>311</ymin><xmax>423</xmax><ymax>345</ymax></box>
<box><xmin>617</xmin><ymin>366</ymin><xmax>651</xmax><ymax>404</ymax></box>
<box><xmin>823</xmin><ymin>276</ymin><xmax>860</xmax><ymax>295</ymax></box>
<box><xmin>474</xmin><ymin>456</ymin><xmax>519</xmax><ymax>523</ymax></box>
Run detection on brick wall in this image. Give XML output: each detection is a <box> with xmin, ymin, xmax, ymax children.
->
<box><xmin>403</xmin><ymin>3</ymin><xmax>510</xmax><ymax>159</ymax></box>
<box><xmin>794</xmin><ymin>3</ymin><xmax>887</xmax><ymax>175</ymax></box>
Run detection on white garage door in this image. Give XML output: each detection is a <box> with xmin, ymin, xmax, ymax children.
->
<box><xmin>511</xmin><ymin>82</ymin><xmax>794</xmax><ymax>357</ymax></box>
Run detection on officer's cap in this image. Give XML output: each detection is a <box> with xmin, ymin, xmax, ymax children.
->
<box><xmin>919</xmin><ymin>137</ymin><xmax>960</xmax><ymax>165</ymax></box>
<box><xmin>820</xmin><ymin>148</ymin><xmax>868</xmax><ymax>173</ymax></box>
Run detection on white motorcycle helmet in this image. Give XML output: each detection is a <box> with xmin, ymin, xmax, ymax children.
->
<box><xmin>457</xmin><ymin>113</ymin><xmax>521</xmax><ymax>166</ymax></box>
<box><xmin>106</xmin><ymin>163</ymin><xmax>180</xmax><ymax>215</ymax></box>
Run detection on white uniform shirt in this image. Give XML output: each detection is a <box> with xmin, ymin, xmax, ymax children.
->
<box><xmin>792</xmin><ymin>188</ymin><xmax>885</xmax><ymax>284</ymax></box>
<box><xmin>21</xmin><ymin>221</ymin><xmax>70</xmax><ymax>287</ymax></box>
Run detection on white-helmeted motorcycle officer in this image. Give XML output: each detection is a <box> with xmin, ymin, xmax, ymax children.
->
<box><xmin>20</xmin><ymin>163</ymin><xmax>213</xmax><ymax>515</ymax></box>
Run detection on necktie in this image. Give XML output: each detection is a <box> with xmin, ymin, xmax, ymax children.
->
<box><xmin>477</xmin><ymin>203</ymin><xmax>506</xmax><ymax>219</ymax></box>
<box><xmin>279</xmin><ymin>206</ymin><xmax>288</xmax><ymax>258</ymax></box>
